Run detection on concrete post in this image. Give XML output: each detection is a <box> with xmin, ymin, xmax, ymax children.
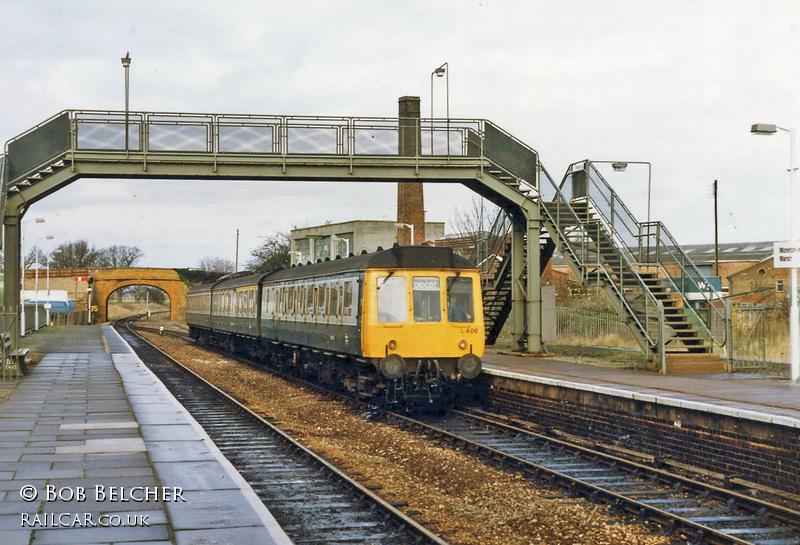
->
<box><xmin>397</xmin><ymin>96</ymin><xmax>424</xmax><ymax>246</ymax></box>
<box><xmin>526</xmin><ymin>215</ymin><xmax>543</xmax><ymax>353</ymax></box>
<box><xmin>3</xmin><ymin>213</ymin><xmax>21</xmax><ymax>346</ymax></box>
<box><xmin>511</xmin><ymin>219</ymin><xmax>526</xmax><ymax>351</ymax></box>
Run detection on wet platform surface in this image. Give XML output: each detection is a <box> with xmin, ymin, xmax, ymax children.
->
<box><xmin>1</xmin><ymin>325</ymin><xmax>291</xmax><ymax>545</ymax></box>
<box><xmin>482</xmin><ymin>350</ymin><xmax>800</xmax><ymax>428</ymax></box>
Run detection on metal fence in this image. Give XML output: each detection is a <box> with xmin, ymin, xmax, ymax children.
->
<box><xmin>556</xmin><ymin>307</ymin><xmax>639</xmax><ymax>347</ymax></box>
<box><xmin>728</xmin><ymin>303</ymin><xmax>789</xmax><ymax>374</ymax></box>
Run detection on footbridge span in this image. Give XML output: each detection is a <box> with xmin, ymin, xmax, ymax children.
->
<box><xmin>1</xmin><ymin>109</ymin><xmax>727</xmax><ymax>371</ymax></box>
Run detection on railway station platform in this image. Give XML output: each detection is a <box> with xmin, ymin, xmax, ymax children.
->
<box><xmin>482</xmin><ymin>350</ymin><xmax>800</xmax><ymax>427</ymax></box>
<box><xmin>0</xmin><ymin>325</ymin><xmax>292</xmax><ymax>545</ymax></box>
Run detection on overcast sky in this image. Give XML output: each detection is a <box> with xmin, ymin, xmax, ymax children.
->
<box><xmin>1</xmin><ymin>1</ymin><xmax>798</xmax><ymax>268</ymax></box>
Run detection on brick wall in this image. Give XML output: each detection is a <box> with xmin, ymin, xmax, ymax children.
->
<box><xmin>479</xmin><ymin>377</ymin><xmax>800</xmax><ymax>495</ymax></box>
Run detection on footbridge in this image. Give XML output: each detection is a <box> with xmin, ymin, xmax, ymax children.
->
<box><xmin>1</xmin><ymin>109</ymin><xmax>727</xmax><ymax>371</ymax></box>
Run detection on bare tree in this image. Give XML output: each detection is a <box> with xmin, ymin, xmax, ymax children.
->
<box><xmin>24</xmin><ymin>246</ymin><xmax>48</xmax><ymax>270</ymax></box>
<box><xmin>247</xmin><ymin>231</ymin><xmax>291</xmax><ymax>272</ymax></box>
<box><xmin>50</xmin><ymin>240</ymin><xmax>102</xmax><ymax>268</ymax></box>
<box><xmin>98</xmin><ymin>245</ymin><xmax>144</xmax><ymax>268</ymax></box>
<box><xmin>199</xmin><ymin>256</ymin><xmax>235</xmax><ymax>273</ymax></box>
<box><xmin>448</xmin><ymin>195</ymin><xmax>501</xmax><ymax>238</ymax></box>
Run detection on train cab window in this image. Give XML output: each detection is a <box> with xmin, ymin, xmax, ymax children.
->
<box><xmin>446</xmin><ymin>277</ymin><xmax>474</xmax><ymax>323</ymax></box>
<box><xmin>413</xmin><ymin>277</ymin><xmax>441</xmax><ymax>322</ymax></box>
<box><xmin>377</xmin><ymin>276</ymin><xmax>407</xmax><ymax>323</ymax></box>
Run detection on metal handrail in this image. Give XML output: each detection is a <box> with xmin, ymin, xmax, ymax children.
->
<box><xmin>578</xmin><ymin>162</ymin><xmax>725</xmax><ymax>345</ymax></box>
<box><xmin>540</xmin><ymin>167</ymin><xmax>663</xmax><ymax>352</ymax></box>
<box><xmin>4</xmin><ymin>109</ymin><xmax>492</xmax><ymax>186</ymax></box>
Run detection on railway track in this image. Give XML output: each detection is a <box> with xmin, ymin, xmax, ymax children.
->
<box><xmin>387</xmin><ymin>409</ymin><xmax>800</xmax><ymax>545</ymax></box>
<box><xmin>117</xmin><ymin>319</ymin><xmax>448</xmax><ymax>545</ymax></box>
<box><xmin>136</xmin><ymin>323</ymin><xmax>800</xmax><ymax>544</ymax></box>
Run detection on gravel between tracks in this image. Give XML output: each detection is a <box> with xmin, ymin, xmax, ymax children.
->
<box><xmin>139</xmin><ymin>331</ymin><xmax>672</xmax><ymax>545</ymax></box>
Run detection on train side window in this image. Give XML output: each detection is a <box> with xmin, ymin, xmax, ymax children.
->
<box><xmin>413</xmin><ymin>277</ymin><xmax>441</xmax><ymax>322</ymax></box>
<box><xmin>377</xmin><ymin>276</ymin><xmax>407</xmax><ymax>323</ymax></box>
<box><xmin>342</xmin><ymin>280</ymin><xmax>354</xmax><ymax>317</ymax></box>
<box><xmin>446</xmin><ymin>276</ymin><xmax>474</xmax><ymax>323</ymax></box>
<box><xmin>306</xmin><ymin>284</ymin><xmax>314</xmax><ymax>315</ymax></box>
<box><xmin>317</xmin><ymin>284</ymin><xmax>326</xmax><ymax>315</ymax></box>
<box><xmin>329</xmin><ymin>283</ymin><xmax>339</xmax><ymax>316</ymax></box>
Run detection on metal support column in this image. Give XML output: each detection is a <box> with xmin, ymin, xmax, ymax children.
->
<box><xmin>3</xmin><ymin>212</ymin><xmax>21</xmax><ymax>346</ymax></box>
<box><xmin>525</xmin><ymin>214</ymin><xmax>543</xmax><ymax>353</ymax></box>
<box><xmin>510</xmin><ymin>219</ymin><xmax>526</xmax><ymax>351</ymax></box>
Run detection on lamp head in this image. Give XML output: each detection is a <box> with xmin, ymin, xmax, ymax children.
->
<box><xmin>121</xmin><ymin>52</ymin><xmax>131</xmax><ymax>68</ymax></box>
<box><xmin>611</xmin><ymin>162</ymin><xmax>628</xmax><ymax>172</ymax></box>
<box><xmin>751</xmin><ymin>123</ymin><xmax>777</xmax><ymax>135</ymax></box>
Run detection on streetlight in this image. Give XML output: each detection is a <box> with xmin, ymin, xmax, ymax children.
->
<box><xmin>121</xmin><ymin>52</ymin><xmax>131</xmax><ymax>152</ymax></box>
<box><xmin>394</xmin><ymin>223</ymin><xmax>414</xmax><ymax>246</ymax></box>
<box><xmin>600</xmin><ymin>161</ymin><xmax>653</xmax><ymax>224</ymax></box>
<box><xmin>46</xmin><ymin>249</ymin><xmax>62</xmax><ymax>326</ymax></box>
<box><xmin>751</xmin><ymin>122</ymin><xmax>798</xmax><ymax>382</ymax></box>
<box><xmin>33</xmin><ymin>235</ymin><xmax>54</xmax><ymax>331</ymax></box>
<box><xmin>20</xmin><ymin>217</ymin><xmax>45</xmax><ymax>337</ymax></box>
<box><xmin>431</xmin><ymin>62</ymin><xmax>448</xmax><ymax>155</ymax></box>
<box><xmin>331</xmin><ymin>235</ymin><xmax>350</xmax><ymax>259</ymax></box>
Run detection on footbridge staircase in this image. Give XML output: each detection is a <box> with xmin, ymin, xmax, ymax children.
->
<box><xmin>475</xmin><ymin>158</ymin><xmax>727</xmax><ymax>370</ymax></box>
<box><xmin>1</xmin><ymin>109</ymin><xmax>726</xmax><ymax>370</ymax></box>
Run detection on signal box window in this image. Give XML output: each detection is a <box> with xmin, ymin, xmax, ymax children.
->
<box><xmin>413</xmin><ymin>277</ymin><xmax>441</xmax><ymax>322</ymax></box>
<box><xmin>377</xmin><ymin>276</ymin><xmax>407</xmax><ymax>323</ymax></box>
<box><xmin>447</xmin><ymin>277</ymin><xmax>474</xmax><ymax>323</ymax></box>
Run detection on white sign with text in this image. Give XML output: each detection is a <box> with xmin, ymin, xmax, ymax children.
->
<box><xmin>774</xmin><ymin>241</ymin><xmax>800</xmax><ymax>268</ymax></box>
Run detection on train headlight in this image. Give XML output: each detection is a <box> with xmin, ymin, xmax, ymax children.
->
<box><xmin>387</xmin><ymin>339</ymin><xmax>398</xmax><ymax>350</ymax></box>
<box><xmin>457</xmin><ymin>354</ymin><xmax>482</xmax><ymax>379</ymax></box>
<box><xmin>458</xmin><ymin>339</ymin><xmax>468</xmax><ymax>350</ymax></box>
<box><xmin>379</xmin><ymin>354</ymin><xmax>406</xmax><ymax>380</ymax></box>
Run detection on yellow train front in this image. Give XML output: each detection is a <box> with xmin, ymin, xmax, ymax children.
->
<box><xmin>359</xmin><ymin>254</ymin><xmax>484</xmax><ymax>404</ymax></box>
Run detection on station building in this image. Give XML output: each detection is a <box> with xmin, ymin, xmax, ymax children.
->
<box><xmin>290</xmin><ymin>220</ymin><xmax>445</xmax><ymax>266</ymax></box>
<box><xmin>727</xmin><ymin>256</ymin><xmax>792</xmax><ymax>306</ymax></box>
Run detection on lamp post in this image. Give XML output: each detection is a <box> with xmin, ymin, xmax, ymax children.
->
<box><xmin>331</xmin><ymin>235</ymin><xmax>350</xmax><ymax>259</ymax></box>
<box><xmin>431</xmin><ymin>62</ymin><xmax>448</xmax><ymax>155</ymax></box>
<box><xmin>33</xmin><ymin>235</ymin><xmax>54</xmax><ymax>331</ymax></box>
<box><xmin>121</xmin><ymin>52</ymin><xmax>131</xmax><ymax>152</ymax></box>
<box><xmin>20</xmin><ymin>217</ymin><xmax>45</xmax><ymax>337</ymax></box>
<box><xmin>751</xmin><ymin>123</ymin><xmax>798</xmax><ymax>381</ymax></box>
<box><xmin>604</xmin><ymin>161</ymin><xmax>653</xmax><ymax>224</ymax></box>
<box><xmin>46</xmin><ymin>249</ymin><xmax>62</xmax><ymax>326</ymax></box>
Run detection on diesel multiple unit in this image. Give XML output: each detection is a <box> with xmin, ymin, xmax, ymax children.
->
<box><xmin>186</xmin><ymin>246</ymin><xmax>484</xmax><ymax>405</ymax></box>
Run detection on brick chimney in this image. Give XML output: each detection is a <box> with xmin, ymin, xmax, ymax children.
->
<box><xmin>397</xmin><ymin>96</ymin><xmax>424</xmax><ymax>246</ymax></box>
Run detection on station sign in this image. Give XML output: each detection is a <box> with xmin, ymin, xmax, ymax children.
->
<box><xmin>73</xmin><ymin>276</ymin><xmax>91</xmax><ymax>282</ymax></box>
<box><xmin>774</xmin><ymin>242</ymin><xmax>800</xmax><ymax>269</ymax></box>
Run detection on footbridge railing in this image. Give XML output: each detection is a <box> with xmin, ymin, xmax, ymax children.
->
<box><xmin>539</xmin><ymin>165</ymin><xmax>666</xmax><ymax>358</ymax></box>
<box><xmin>568</xmin><ymin>162</ymin><xmax>726</xmax><ymax>347</ymax></box>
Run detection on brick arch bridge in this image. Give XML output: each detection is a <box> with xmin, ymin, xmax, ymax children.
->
<box><xmin>91</xmin><ymin>268</ymin><xmax>188</xmax><ymax>323</ymax></box>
